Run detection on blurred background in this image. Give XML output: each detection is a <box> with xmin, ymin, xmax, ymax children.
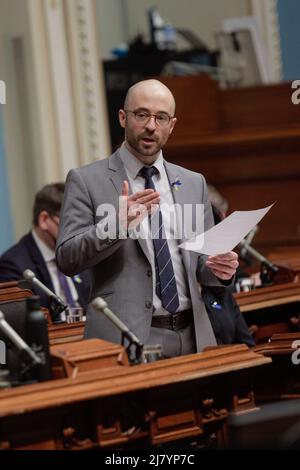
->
<box><xmin>0</xmin><ymin>0</ymin><xmax>300</xmax><ymax>258</ymax></box>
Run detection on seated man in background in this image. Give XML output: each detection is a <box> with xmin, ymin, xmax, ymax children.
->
<box><xmin>207</xmin><ymin>184</ymin><xmax>228</xmax><ymax>222</ymax></box>
<box><xmin>207</xmin><ymin>185</ymin><xmax>255</xmax><ymax>346</ymax></box>
<box><xmin>0</xmin><ymin>183</ymin><xmax>90</xmax><ymax>310</ymax></box>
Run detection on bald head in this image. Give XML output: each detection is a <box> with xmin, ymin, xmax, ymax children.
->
<box><xmin>119</xmin><ymin>79</ymin><xmax>177</xmax><ymax>164</ymax></box>
<box><xmin>124</xmin><ymin>79</ymin><xmax>176</xmax><ymax>116</ymax></box>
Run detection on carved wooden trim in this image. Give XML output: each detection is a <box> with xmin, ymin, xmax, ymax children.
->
<box><xmin>250</xmin><ymin>0</ymin><xmax>283</xmax><ymax>82</ymax></box>
<box><xmin>235</xmin><ymin>280</ymin><xmax>300</xmax><ymax>312</ymax></box>
<box><xmin>63</xmin><ymin>0</ymin><xmax>111</xmax><ymax>165</ymax></box>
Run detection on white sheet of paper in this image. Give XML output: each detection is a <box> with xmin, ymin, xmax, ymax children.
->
<box><xmin>179</xmin><ymin>204</ymin><xmax>274</xmax><ymax>255</ymax></box>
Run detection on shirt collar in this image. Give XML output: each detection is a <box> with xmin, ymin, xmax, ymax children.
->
<box><xmin>31</xmin><ymin>229</ymin><xmax>56</xmax><ymax>263</ymax></box>
<box><xmin>119</xmin><ymin>142</ymin><xmax>164</xmax><ymax>180</ymax></box>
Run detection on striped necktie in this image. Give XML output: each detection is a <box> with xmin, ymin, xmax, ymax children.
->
<box><xmin>139</xmin><ymin>166</ymin><xmax>179</xmax><ymax>314</ymax></box>
<box><xmin>57</xmin><ymin>270</ymin><xmax>77</xmax><ymax>308</ymax></box>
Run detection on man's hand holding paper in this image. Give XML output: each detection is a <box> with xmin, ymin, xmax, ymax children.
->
<box><xmin>205</xmin><ymin>251</ymin><xmax>239</xmax><ymax>280</ymax></box>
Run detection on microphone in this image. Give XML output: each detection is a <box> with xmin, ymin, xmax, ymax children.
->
<box><xmin>23</xmin><ymin>269</ymin><xmax>67</xmax><ymax>322</ymax></box>
<box><xmin>92</xmin><ymin>297</ymin><xmax>144</xmax><ymax>363</ymax></box>
<box><xmin>240</xmin><ymin>225</ymin><xmax>258</xmax><ymax>258</ymax></box>
<box><xmin>0</xmin><ymin>309</ymin><xmax>41</xmax><ymax>366</ymax></box>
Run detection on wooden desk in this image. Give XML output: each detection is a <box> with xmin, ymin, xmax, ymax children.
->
<box><xmin>253</xmin><ymin>332</ymin><xmax>300</xmax><ymax>402</ymax></box>
<box><xmin>0</xmin><ymin>281</ymin><xmax>85</xmax><ymax>345</ymax></box>
<box><xmin>235</xmin><ymin>281</ymin><xmax>300</xmax><ymax>343</ymax></box>
<box><xmin>0</xmin><ymin>343</ymin><xmax>270</xmax><ymax>450</ymax></box>
<box><xmin>48</xmin><ymin>321</ymin><xmax>84</xmax><ymax>345</ymax></box>
<box><xmin>50</xmin><ymin>338</ymin><xmax>129</xmax><ymax>378</ymax></box>
<box><xmin>0</xmin><ymin>281</ymin><xmax>33</xmax><ymax>303</ymax></box>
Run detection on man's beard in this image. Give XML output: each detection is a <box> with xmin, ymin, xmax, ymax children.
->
<box><xmin>127</xmin><ymin>131</ymin><xmax>161</xmax><ymax>157</ymax></box>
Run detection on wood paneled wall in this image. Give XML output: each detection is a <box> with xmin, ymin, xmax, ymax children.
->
<box><xmin>160</xmin><ymin>75</ymin><xmax>300</xmax><ymax>252</ymax></box>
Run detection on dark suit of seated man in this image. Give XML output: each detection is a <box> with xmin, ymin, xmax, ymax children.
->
<box><xmin>207</xmin><ymin>201</ymin><xmax>254</xmax><ymax>347</ymax></box>
<box><xmin>0</xmin><ymin>183</ymin><xmax>90</xmax><ymax>311</ymax></box>
<box><xmin>202</xmin><ymin>286</ymin><xmax>255</xmax><ymax>347</ymax></box>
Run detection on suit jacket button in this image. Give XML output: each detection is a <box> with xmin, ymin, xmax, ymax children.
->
<box><xmin>145</xmin><ymin>301</ymin><xmax>152</xmax><ymax>309</ymax></box>
<box><xmin>147</xmin><ymin>269</ymin><xmax>152</xmax><ymax>277</ymax></box>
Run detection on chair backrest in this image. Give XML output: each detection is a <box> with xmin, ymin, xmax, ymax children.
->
<box><xmin>0</xmin><ymin>297</ymin><xmax>53</xmax><ymax>384</ymax></box>
<box><xmin>0</xmin><ymin>299</ymin><xmax>28</xmax><ymax>382</ymax></box>
<box><xmin>228</xmin><ymin>399</ymin><xmax>300</xmax><ymax>449</ymax></box>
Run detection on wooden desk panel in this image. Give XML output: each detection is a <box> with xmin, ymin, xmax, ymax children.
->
<box><xmin>220</xmin><ymin>82</ymin><xmax>300</xmax><ymax>131</ymax></box>
<box><xmin>0</xmin><ymin>344</ymin><xmax>270</xmax><ymax>449</ymax></box>
<box><xmin>253</xmin><ymin>332</ymin><xmax>300</xmax><ymax>402</ymax></box>
<box><xmin>48</xmin><ymin>321</ymin><xmax>84</xmax><ymax>345</ymax></box>
<box><xmin>159</xmin><ymin>75</ymin><xmax>300</xmax><ymax>253</ymax></box>
<box><xmin>235</xmin><ymin>281</ymin><xmax>300</xmax><ymax>343</ymax></box>
<box><xmin>0</xmin><ymin>282</ymin><xmax>33</xmax><ymax>303</ymax></box>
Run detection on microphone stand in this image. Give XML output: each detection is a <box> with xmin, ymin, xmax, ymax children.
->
<box><xmin>239</xmin><ymin>239</ymin><xmax>279</xmax><ymax>286</ymax></box>
<box><xmin>48</xmin><ymin>295</ymin><xmax>67</xmax><ymax>323</ymax></box>
<box><xmin>121</xmin><ymin>331</ymin><xmax>144</xmax><ymax>365</ymax></box>
<box><xmin>22</xmin><ymin>271</ymin><xmax>67</xmax><ymax>323</ymax></box>
<box><xmin>91</xmin><ymin>298</ymin><xmax>144</xmax><ymax>365</ymax></box>
<box><xmin>18</xmin><ymin>350</ymin><xmax>42</xmax><ymax>384</ymax></box>
<box><xmin>0</xmin><ymin>310</ymin><xmax>42</xmax><ymax>384</ymax></box>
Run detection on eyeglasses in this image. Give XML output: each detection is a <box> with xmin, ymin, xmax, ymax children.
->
<box><xmin>49</xmin><ymin>214</ymin><xmax>60</xmax><ymax>226</ymax></box>
<box><xmin>125</xmin><ymin>109</ymin><xmax>174</xmax><ymax>127</ymax></box>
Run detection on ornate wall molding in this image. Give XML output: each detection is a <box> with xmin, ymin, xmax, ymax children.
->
<box><xmin>250</xmin><ymin>0</ymin><xmax>283</xmax><ymax>82</ymax></box>
<box><xmin>27</xmin><ymin>0</ymin><xmax>110</xmax><ymax>183</ymax></box>
<box><xmin>64</xmin><ymin>0</ymin><xmax>111</xmax><ymax>165</ymax></box>
<box><xmin>44</xmin><ymin>0</ymin><xmax>79</xmax><ymax>176</ymax></box>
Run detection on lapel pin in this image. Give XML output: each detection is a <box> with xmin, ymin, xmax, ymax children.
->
<box><xmin>171</xmin><ymin>177</ymin><xmax>182</xmax><ymax>191</ymax></box>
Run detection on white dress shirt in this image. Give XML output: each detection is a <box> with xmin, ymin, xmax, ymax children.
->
<box><xmin>32</xmin><ymin>229</ymin><xmax>79</xmax><ymax>306</ymax></box>
<box><xmin>119</xmin><ymin>143</ymin><xmax>192</xmax><ymax>315</ymax></box>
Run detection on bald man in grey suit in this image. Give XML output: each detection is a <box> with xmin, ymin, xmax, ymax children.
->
<box><xmin>56</xmin><ymin>79</ymin><xmax>238</xmax><ymax>357</ymax></box>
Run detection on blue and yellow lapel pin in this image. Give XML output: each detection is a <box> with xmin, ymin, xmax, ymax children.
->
<box><xmin>171</xmin><ymin>177</ymin><xmax>182</xmax><ymax>191</ymax></box>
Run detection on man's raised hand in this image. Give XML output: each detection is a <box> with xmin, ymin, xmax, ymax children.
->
<box><xmin>120</xmin><ymin>180</ymin><xmax>160</xmax><ymax>230</ymax></box>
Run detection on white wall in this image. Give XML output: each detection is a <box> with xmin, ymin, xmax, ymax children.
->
<box><xmin>0</xmin><ymin>0</ymin><xmax>111</xmax><ymax>241</ymax></box>
<box><xmin>96</xmin><ymin>0</ymin><xmax>251</xmax><ymax>57</ymax></box>
<box><xmin>96</xmin><ymin>0</ymin><xmax>129</xmax><ymax>58</ymax></box>
<box><xmin>0</xmin><ymin>0</ymin><xmax>36</xmax><ymax>239</ymax></box>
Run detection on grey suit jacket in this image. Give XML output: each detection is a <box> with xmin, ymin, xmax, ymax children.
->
<box><xmin>56</xmin><ymin>150</ymin><xmax>227</xmax><ymax>351</ymax></box>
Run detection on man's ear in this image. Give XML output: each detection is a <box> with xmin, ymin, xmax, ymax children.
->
<box><xmin>38</xmin><ymin>211</ymin><xmax>49</xmax><ymax>231</ymax></box>
<box><xmin>119</xmin><ymin>109</ymin><xmax>126</xmax><ymax>129</ymax></box>
<box><xmin>169</xmin><ymin>117</ymin><xmax>177</xmax><ymax>134</ymax></box>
